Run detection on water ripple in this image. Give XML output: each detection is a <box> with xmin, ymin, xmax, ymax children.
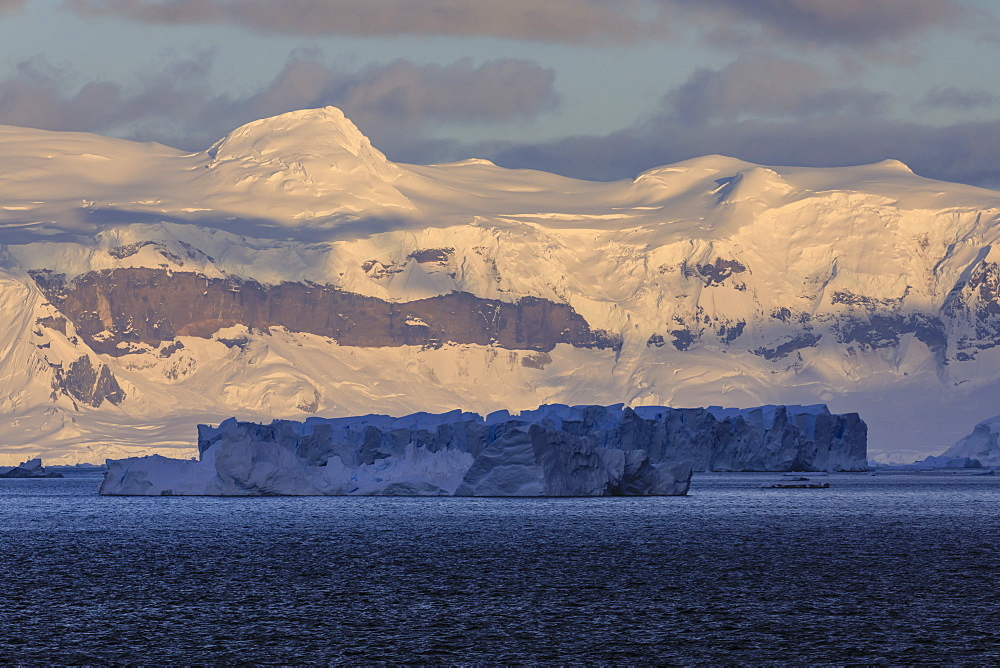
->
<box><xmin>1</xmin><ymin>473</ymin><xmax>999</xmax><ymax>664</ymax></box>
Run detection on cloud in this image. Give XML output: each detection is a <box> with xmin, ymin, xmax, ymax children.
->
<box><xmin>0</xmin><ymin>54</ymin><xmax>217</xmax><ymax>136</ymax></box>
<box><xmin>61</xmin><ymin>0</ymin><xmax>991</xmax><ymax>48</ymax></box>
<box><xmin>480</xmin><ymin>115</ymin><xmax>1000</xmax><ymax>191</ymax></box>
<box><xmin>663</xmin><ymin>54</ymin><xmax>885</xmax><ymax>124</ymax></box>
<box><xmin>923</xmin><ymin>86</ymin><xmax>995</xmax><ymax>109</ymax></box>
<box><xmin>341</xmin><ymin>52</ymin><xmax>1000</xmax><ymax>189</ymax></box>
<box><xmin>0</xmin><ymin>0</ymin><xmax>24</xmax><ymax>11</ymax></box>
<box><xmin>2</xmin><ymin>45</ymin><xmax>997</xmax><ymax>194</ymax></box>
<box><xmin>470</xmin><ymin>58</ymin><xmax>1000</xmax><ymax>190</ymax></box>
<box><xmin>62</xmin><ymin>0</ymin><xmax>664</xmax><ymax>43</ymax></box>
<box><xmin>248</xmin><ymin>56</ymin><xmax>558</xmax><ymax>128</ymax></box>
<box><xmin>675</xmin><ymin>0</ymin><xmax>978</xmax><ymax>47</ymax></box>
<box><xmin>0</xmin><ymin>52</ymin><xmax>558</xmax><ymax>152</ymax></box>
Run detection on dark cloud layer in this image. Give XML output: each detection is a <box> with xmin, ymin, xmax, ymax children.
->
<box><xmin>677</xmin><ymin>0</ymin><xmax>973</xmax><ymax>46</ymax></box>
<box><xmin>482</xmin><ymin>116</ymin><xmax>1000</xmax><ymax>191</ymax></box>
<box><xmin>63</xmin><ymin>0</ymin><xmax>661</xmax><ymax>43</ymax></box>
<box><xmin>473</xmin><ymin>55</ymin><xmax>1000</xmax><ymax>190</ymax></box>
<box><xmin>1</xmin><ymin>49</ymin><xmax>996</xmax><ymax>191</ymax></box>
<box><xmin>923</xmin><ymin>86</ymin><xmax>995</xmax><ymax>109</ymax></box>
<box><xmin>0</xmin><ymin>55</ymin><xmax>215</xmax><ymax>136</ymax></box>
<box><xmin>663</xmin><ymin>54</ymin><xmax>884</xmax><ymax>124</ymax></box>
<box><xmin>0</xmin><ymin>53</ymin><xmax>558</xmax><ymax>151</ymax></box>
<box><xmin>62</xmin><ymin>0</ymin><xmax>983</xmax><ymax>47</ymax></box>
<box><xmin>0</xmin><ymin>23</ymin><xmax>996</xmax><ymax>193</ymax></box>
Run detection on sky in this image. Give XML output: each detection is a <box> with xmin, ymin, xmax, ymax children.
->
<box><xmin>0</xmin><ymin>0</ymin><xmax>998</xmax><ymax>188</ymax></box>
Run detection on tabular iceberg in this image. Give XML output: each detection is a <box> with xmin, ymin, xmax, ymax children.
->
<box><xmin>99</xmin><ymin>403</ymin><xmax>866</xmax><ymax>496</ymax></box>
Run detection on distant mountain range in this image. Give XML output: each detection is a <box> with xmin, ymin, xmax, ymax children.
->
<box><xmin>0</xmin><ymin>106</ymin><xmax>998</xmax><ymax>464</ymax></box>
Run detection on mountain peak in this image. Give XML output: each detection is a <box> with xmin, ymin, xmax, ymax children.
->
<box><xmin>206</xmin><ymin>106</ymin><xmax>400</xmax><ymax>182</ymax></box>
<box><xmin>197</xmin><ymin>106</ymin><xmax>413</xmax><ymax>213</ymax></box>
<box><xmin>875</xmin><ymin>158</ymin><xmax>912</xmax><ymax>172</ymax></box>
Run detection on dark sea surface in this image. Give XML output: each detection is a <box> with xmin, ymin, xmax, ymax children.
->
<box><xmin>2</xmin><ymin>472</ymin><xmax>1000</xmax><ymax>665</ymax></box>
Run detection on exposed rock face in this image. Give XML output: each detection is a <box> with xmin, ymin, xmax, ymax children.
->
<box><xmin>98</xmin><ymin>402</ymin><xmax>867</xmax><ymax>496</ymax></box>
<box><xmin>30</xmin><ymin>268</ymin><xmax>620</xmax><ymax>355</ymax></box>
<box><xmin>832</xmin><ymin>311</ymin><xmax>947</xmax><ymax>359</ymax></box>
<box><xmin>688</xmin><ymin>257</ymin><xmax>747</xmax><ymax>287</ymax></box>
<box><xmin>50</xmin><ymin>356</ymin><xmax>125</xmax><ymax>407</ymax></box>
<box><xmin>753</xmin><ymin>334</ymin><xmax>822</xmax><ymax>361</ymax></box>
<box><xmin>638</xmin><ymin>246</ymin><xmax>1000</xmax><ymax>367</ymax></box>
<box><xmin>943</xmin><ymin>260</ymin><xmax>1000</xmax><ymax>361</ymax></box>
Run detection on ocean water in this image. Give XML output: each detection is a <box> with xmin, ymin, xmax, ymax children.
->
<box><xmin>2</xmin><ymin>472</ymin><xmax>1000</xmax><ymax>665</ymax></box>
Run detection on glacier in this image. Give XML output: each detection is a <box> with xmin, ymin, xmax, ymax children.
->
<box><xmin>98</xmin><ymin>403</ymin><xmax>866</xmax><ymax>496</ymax></box>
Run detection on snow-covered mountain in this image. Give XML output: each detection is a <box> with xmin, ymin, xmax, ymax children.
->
<box><xmin>1</xmin><ymin>106</ymin><xmax>999</xmax><ymax>464</ymax></box>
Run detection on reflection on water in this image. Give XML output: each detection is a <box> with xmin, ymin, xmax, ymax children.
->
<box><xmin>1</xmin><ymin>473</ymin><xmax>999</xmax><ymax>664</ymax></box>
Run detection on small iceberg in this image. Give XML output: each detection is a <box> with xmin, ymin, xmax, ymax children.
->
<box><xmin>0</xmin><ymin>458</ymin><xmax>64</xmax><ymax>479</ymax></box>
<box><xmin>763</xmin><ymin>476</ymin><xmax>829</xmax><ymax>489</ymax></box>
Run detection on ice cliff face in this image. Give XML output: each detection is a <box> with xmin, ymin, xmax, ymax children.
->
<box><xmin>0</xmin><ymin>108</ymin><xmax>997</xmax><ymax>464</ymax></box>
<box><xmin>942</xmin><ymin>414</ymin><xmax>1000</xmax><ymax>466</ymax></box>
<box><xmin>98</xmin><ymin>403</ymin><xmax>866</xmax><ymax>496</ymax></box>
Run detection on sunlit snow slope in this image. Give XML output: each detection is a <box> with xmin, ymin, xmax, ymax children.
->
<box><xmin>1</xmin><ymin>106</ymin><xmax>999</xmax><ymax>464</ymax></box>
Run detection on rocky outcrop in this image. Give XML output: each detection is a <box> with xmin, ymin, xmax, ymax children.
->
<box><xmin>49</xmin><ymin>356</ymin><xmax>125</xmax><ymax>407</ymax></box>
<box><xmin>942</xmin><ymin>259</ymin><xmax>1000</xmax><ymax>361</ymax></box>
<box><xmin>30</xmin><ymin>268</ymin><xmax>621</xmax><ymax>355</ymax></box>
